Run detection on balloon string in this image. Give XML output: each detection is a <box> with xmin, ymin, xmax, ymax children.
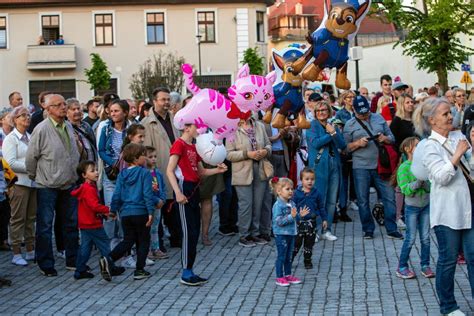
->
<box><xmin>166</xmin><ymin>180</ymin><xmax>202</xmax><ymax>213</ymax></box>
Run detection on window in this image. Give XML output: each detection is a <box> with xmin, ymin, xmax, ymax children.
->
<box><xmin>95</xmin><ymin>14</ymin><xmax>113</xmax><ymax>46</ymax></box>
<box><xmin>0</xmin><ymin>17</ymin><xmax>6</xmax><ymax>49</ymax></box>
<box><xmin>257</xmin><ymin>11</ymin><xmax>265</xmax><ymax>42</ymax></box>
<box><xmin>197</xmin><ymin>11</ymin><xmax>215</xmax><ymax>43</ymax></box>
<box><xmin>146</xmin><ymin>12</ymin><xmax>165</xmax><ymax>44</ymax></box>
<box><xmin>29</xmin><ymin>80</ymin><xmax>76</xmax><ymax>107</ymax></box>
<box><xmin>94</xmin><ymin>78</ymin><xmax>118</xmax><ymax>96</ymax></box>
<box><xmin>42</xmin><ymin>15</ymin><xmax>60</xmax><ymax>43</ymax></box>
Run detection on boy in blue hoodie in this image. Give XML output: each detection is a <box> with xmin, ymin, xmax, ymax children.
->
<box><xmin>292</xmin><ymin>167</ymin><xmax>328</xmax><ymax>269</ymax></box>
<box><xmin>109</xmin><ymin>143</ymin><xmax>155</xmax><ymax>280</ymax></box>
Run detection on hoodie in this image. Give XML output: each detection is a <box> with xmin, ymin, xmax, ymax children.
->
<box><xmin>292</xmin><ymin>185</ymin><xmax>328</xmax><ymax>222</ymax></box>
<box><xmin>71</xmin><ymin>182</ymin><xmax>109</xmax><ymax>229</ymax></box>
<box><xmin>111</xmin><ymin>166</ymin><xmax>155</xmax><ymax>217</ymax></box>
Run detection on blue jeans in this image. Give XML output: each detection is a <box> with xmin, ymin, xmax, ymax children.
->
<box><xmin>434</xmin><ymin>225</ymin><xmax>474</xmax><ymax>314</ymax></box>
<box><xmin>35</xmin><ymin>188</ymin><xmax>79</xmax><ymax>270</ymax></box>
<box><xmin>275</xmin><ymin>235</ymin><xmax>295</xmax><ymax>278</ymax></box>
<box><xmin>324</xmin><ymin>157</ymin><xmax>339</xmax><ymax>233</ymax></box>
<box><xmin>102</xmin><ymin>174</ymin><xmax>122</xmax><ymax>246</ymax></box>
<box><xmin>75</xmin><ymin>228</ymin><xmax>111</xmax><ymax>276</ymax></box>
<box><xmin>352</xmin><ymin>169</ymin><xmax>397</xmax><ymax>234</ymax></box>
<box><xmin>398</xmin><ymin>204</ymin><xmax>430</xmax><ymax>269</ymax></box>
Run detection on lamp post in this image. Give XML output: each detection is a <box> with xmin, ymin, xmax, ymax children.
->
<box><xmin>196</xmin><ymin>34</ymin><xmax>202</xmax><ymax>77</ymax></box>
<box><xmin>354</xmin><ymin>35</ymin><xmax>360</xmax><ymax>90</ymax></box>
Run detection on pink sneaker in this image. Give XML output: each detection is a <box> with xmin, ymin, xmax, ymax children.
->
<box><xmin>275</xmin><ymin>277</ymin><xmax>290</xmax><ymax>287</ymax></box>
<box><xmin>285</xmin><ymin>275</ymin><xmax>302</xmax><ymax>284</ymax></box>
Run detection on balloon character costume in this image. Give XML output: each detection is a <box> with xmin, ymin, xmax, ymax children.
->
<box><xmin>290</xmin><ymin>0</ymin><xmax>370</xmax><ymax>90</ymax></box>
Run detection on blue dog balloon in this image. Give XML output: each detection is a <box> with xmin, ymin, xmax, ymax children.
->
<box><xmin>291</xmin><ymin>0</ymin><xmax>370</xmax><ymax>90</ymax></box>
<box><xmin>263</xmin><ymin>46</ymin><xmax>311</xmax><ymax>129</ymax></box>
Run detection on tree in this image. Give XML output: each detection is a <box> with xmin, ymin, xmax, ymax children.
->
<box><xmin>241</xmin><ymin>47</ymin><xmax>265</xmax><ymax>75</ymax></box>
<box><xmin>84</xmin><ymin>53</ymin><xmax>111</xmax><ymax>92</ymax></box>
<box><xmin>379</xmin><ymin>0</ymin><xmax>474</xmax><ymax>92</ymax></box>
<box><xmin>129</xmin><ymin>51</ymin><xmax>185</xmax><ymax>100</ymax></box>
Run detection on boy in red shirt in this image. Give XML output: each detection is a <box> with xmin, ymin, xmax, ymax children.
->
<box><xmin>71</xmin><ymin>160</ymin><xmax>125</xmax><ymax>281</ymax></box>
<box><xmin>167</xmin><ymin>124</ymin><xmax>227</xmax><ymax>286</ymax></box>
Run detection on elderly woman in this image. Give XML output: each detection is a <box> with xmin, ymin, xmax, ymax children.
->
<box><xmin>413</xmin><ymin>97</ymin><xmax>474</xmax><ymax>316</ymax></box>
<box><xmin>307</xmin><ymin>101</ymin><xmax>346</xmax><ymax>241</ymax></box>
<box><xmin>226</xmin><ymin>116</ymin><xmax>273</xmax><ymax>247</ymax></box>
<box><xmin>66</xmin><ymin>98</ymin><xmax>97</xmax><ymax>162</ymax></box>
<box><xmin>3</xmin><ymin>106</ymin><xmax>37</xmax><ymax>266</ymax></box>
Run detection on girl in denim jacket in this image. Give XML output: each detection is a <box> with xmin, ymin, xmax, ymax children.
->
<box><xmin>270</xmin><ymin>177</ymin><xmax>309</xmax><ymax>287</ymax></box>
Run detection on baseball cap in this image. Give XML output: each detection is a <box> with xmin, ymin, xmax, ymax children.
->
<box><xmin>353</xmin><ymin>95</ymin><xmax>370</xmax><ymax>114</ymax></box>
<box><xmin>103</xmin><ymin>93</ymin><xmax>120</xmax><ymax>107</ymax></box>
<box><xmin>392</xmin><ymin>81</ymin><xmax>408</xmax><ymax>91</ymax></box>
<box><xmin>308</xmin><ymin>92</ymin><xmax>323</xmax><ymax>102</ymax></box>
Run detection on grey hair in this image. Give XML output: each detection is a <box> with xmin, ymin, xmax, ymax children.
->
<box><xmin>412</xmin><ymin>97</ymin><xmax>450</xmax><ymax>138</ymax></box>
<box><xmin>65</xmin><ymin>98</ymin><xmax>80</xmax><ymax>110</ymax></box>
<box><xmin>44</xmin><ymin>94</ymin><xmax>64</xmax><ymax>107</ymax></box>
<box><xmin>8</xmin><ymin>106</ymin><xmax>29</xmax><ymax>127</ymax></box>
<box><xmin>169</xmin><ymin>92</ymin><xmax>182</xmax><ymax>105</ymax></box>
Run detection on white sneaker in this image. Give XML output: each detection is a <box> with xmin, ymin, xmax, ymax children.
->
<box><xmin>314</xmin><ymin>233</ymin><xmax>320</xmax><ymax>243</ymax></box>
<box><xmin>146</xmin><ymin>258</ymin><xmax>155</xmax><ymax>266</ymax></box>
<box><xmin>321</xmin><ymin>231</ymin><xmax>338</xmax><ymax>241</ymax></box>
<box><xmin>349</xmin><ymin>201</ymin><xmax>359</xmax><ymax>211</ymax></box>
<box><xmin>12</xmin><ymin>254</ymin><xmax>28</xmax><ymax>266</ymax></box>
<box><xmin>446</xmin><ymin>310</ymin><xmax>466</xmax><ymax>316</ymax></box>
<box><xmin>56</xmin><ymin>251</ymin><xmax>66</xmax><ymax>259</ymax></box>
<box><xmin>25</xmin><ymin>251</ymin><xmax>35</xmax><ymax>261</ymax></box>
<box><xmin>121</xmin><ymin>256</ymin><xmax>137</xmax><ymax>269</ymax></box>
<box><xmin>396</xmin><ymin>219</ymin><xmax>407</xmax><ymax>230</ymax></box>
<box><xmin>370</xmin><ymin>187</ymin><xmax>376</xmax><ymax>194</ymax></box>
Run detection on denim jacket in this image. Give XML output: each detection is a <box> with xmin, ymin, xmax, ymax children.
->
<box><xmin>98</xmin><ymin>121</ymin><xmax>128</xmax><ymax>167</ymax></box>
<box><xmin>272</xmin><ymin>197</ymin><xmax>297</xmax><ymax>236</ymax></box>
<box><xmin>293</xmin><ymin>185</ymin><xmax>328</xmax><ymax>223</ymax></box>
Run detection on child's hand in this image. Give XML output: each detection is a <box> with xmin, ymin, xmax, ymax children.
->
<box><xmin>146</xmin><ymin>215</ymin><xmax>153</xmax><ymax>227</ymax></box>
<box><xmin>299</xmin><ymin>206</ymin><xmax>310</xmax><ymax>218</ymax></box>
<box><xmin>322</xmin><ymin>221</ymin><xmax>328</xmax><ymax>230</ymax></box>
<box><xmin>291</xmin><ymin>207</ymin><xmax>297</xmax><ymax>218</ymax></box>
<box><xmin>216</xmin><ymin>163</ymin><xmax>228</xmax><ymax>173</ymax></box>
<box><xmin>176</xmin><ymin>192</ymin><xmax>188</xmax><ymax>204</ymax></box>
<box><xmin>108</xmin><ymin>213</ymin><xmax>117</xmax><ymax>220</ymax></box>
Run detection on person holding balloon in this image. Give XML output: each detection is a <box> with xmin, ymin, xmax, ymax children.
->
<box><xmin>166</xmin><ymin>123</ymin><xmax>227</xmax><ymax>286</ymax></box>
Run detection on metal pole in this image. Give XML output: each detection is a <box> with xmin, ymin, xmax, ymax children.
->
<box><xmin>355</xmin><ymin>35</ymin><xmax>360</xmax><ymax>90</ymax></box>
<box><xmin>197</xmin><ymin>37</ymin><xmax>202</xmax><ymax>77</ymax></box>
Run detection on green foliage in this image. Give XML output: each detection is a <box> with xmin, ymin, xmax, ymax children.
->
<box><xmin>129</xmin><ymin>51</ymin><xmax>185</xmax><ymax>100</ymax></box>
<box><xmin>84</xmin><ymin>53</ymin><xmax>112</xmax><ymax>92</ymax></box>
<box><xmin>241</xmin><ymin>47</ymin><xmax>265</xmax><ymax>75</ymax></box>
<box><xmin>380</xmin><ymin>0</ymin><xmax>474</xmax><ymax>90</ymax></box>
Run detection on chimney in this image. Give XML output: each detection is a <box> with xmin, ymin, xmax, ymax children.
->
<box><xmin>295</xmin><ymin>2</ymin><xmax>303</xmax><ymax>15</ymax></box>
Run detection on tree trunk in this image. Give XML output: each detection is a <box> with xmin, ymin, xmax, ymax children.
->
<box><xmin>436</xmin><ymin>66</ymin><xmax>449</xmax><ymax>94</ymax></box>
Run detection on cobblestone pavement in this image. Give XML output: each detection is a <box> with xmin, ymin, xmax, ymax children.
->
<box><xmin>0</xmin><ymin>207</ymin><xmax>473</xmax><ymax>315</ymax></box>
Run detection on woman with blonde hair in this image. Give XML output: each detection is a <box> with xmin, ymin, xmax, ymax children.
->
<box><xmin>334</xmin><ymin>90</ymin><xmax>356</xmax><ymax>124</ymax></box>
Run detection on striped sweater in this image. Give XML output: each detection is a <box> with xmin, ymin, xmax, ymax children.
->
<box><xmin>397</xmin><ymin>160</ymin><xmax>430</xmax><ymax>207</ymax></box>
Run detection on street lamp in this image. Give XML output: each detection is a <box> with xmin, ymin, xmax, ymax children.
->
<box><xmin>196</xmin><ymin>34</ymin><xmax>202</xmax><ymax>77</ymax></box>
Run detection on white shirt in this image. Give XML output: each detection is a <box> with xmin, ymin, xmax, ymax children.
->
<box><xmin>2</xmin><ymin>128</ymin><xmax>36</xmax><ymax>187</ymax></box>
<box><xmin>421</xmin><ymin>130</ymin><xmax>471</xmax><ymax>229</ymax></box>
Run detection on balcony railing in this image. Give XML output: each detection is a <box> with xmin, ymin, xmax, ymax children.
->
<box><xmin>27</xmin><ymin>44</ymin><xmax>76</xmax><ymax>70</ymax></box>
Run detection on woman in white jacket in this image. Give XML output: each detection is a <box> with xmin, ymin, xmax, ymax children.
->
<box><xmin>413</xmin><ymin>97</ymin><xmax>473</xmax><ymax>316</ymax></box>
<box><xmin>3</xmin><ymin>106</ymin><xmax>36</xmax><ymax>266</ymax></box>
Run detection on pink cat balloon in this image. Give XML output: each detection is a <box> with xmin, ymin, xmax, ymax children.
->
<box><xmin>174</xmin><ymin>63</ymin><xmax>276</xmax><ymax>143</ymax></box>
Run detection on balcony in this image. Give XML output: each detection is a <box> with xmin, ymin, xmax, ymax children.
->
<box><xmin>27</xmin><ymin>44</ymin><xmax>76</xmax><ymax>70</ymax></box>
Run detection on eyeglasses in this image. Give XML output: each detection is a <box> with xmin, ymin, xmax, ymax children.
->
<box><xmin>345</xmin><ymin>96</ymin><xmax>355</xmax><ymax>100</ymax></box>
<box><xmin>16</xmin><ymin>113</ymin><xmax>31</xmax><ymax>119</ymax></box>
<box><xmin>456</xmin><ymin>94</ymin><xmax>466</xmax><ymax>98</ymax></box>
<box><xmin>315</xmin><ymin>109</ymin><xmax>329</xmax><ymax>113</ymax></box>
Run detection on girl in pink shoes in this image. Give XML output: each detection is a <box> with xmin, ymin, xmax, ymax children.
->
<box><xmin>270</xmin><ymin>177</ymin><xmax>309</xmax><ymax>287</ymax></box>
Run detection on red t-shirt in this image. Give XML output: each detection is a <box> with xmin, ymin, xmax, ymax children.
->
<box><xmin>169</xmin><ymin>138</ymin><xmax>201</xmax><ymax>183</ymax></box>
<box><xmin>381</xmin><ymin>102</ymin><xmax>397</xmax><ymax>122</ymax></box>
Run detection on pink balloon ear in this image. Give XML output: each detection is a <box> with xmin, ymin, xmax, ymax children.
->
<box><xmin>266</xmin><ymin>71</ymin><xmax>277</xmax><ymax>84</ymax></box>
<box><xmin>237</xmin><ymin>64</ymin><xmax>250</xmax><ymax>79</ymax></box>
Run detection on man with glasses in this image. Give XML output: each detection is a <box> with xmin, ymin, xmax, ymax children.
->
<box><xmin>142</xmin><ymin>87</ymin><xmax>181</xmax><ymax>251</ymax></box>
<box><xmin>343</xmin><ymin>96</ymin><xmax>402</xmax><ymax>240</ymax></box>
<box><xmin>26</xmin><ymin>94</ymin><xmax>80</xmax><ymax>276</ymax></box>
<box><xmin>370</xmin><ymin>74</ymin><xmax>394</xmax><ymax>113</ymax></box>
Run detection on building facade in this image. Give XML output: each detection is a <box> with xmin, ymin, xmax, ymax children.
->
<box><xmin>0</xmin><ymin>0</ymin><xmax>273</xmax><ymax>107</ymax></box>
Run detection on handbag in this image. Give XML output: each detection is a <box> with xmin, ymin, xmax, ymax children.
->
<box><xmin>104</xmin><ymin>157</ymin><xmax>121</xmax><ymax>181</ymax></box>
<box><xmin>262</xmin><ymin>159</ymin><xmax>274</xmax><ymax>179</ymax></box>
<box><xmin>355</xmin><ymin>117</ymin><xmax>394</xmax><ymax>170</ymax></box>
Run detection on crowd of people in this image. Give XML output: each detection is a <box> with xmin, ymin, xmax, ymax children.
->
<box><xmin>0</xmin><ymin>77</ymin><xmax>474</xmax><ymax>314</ymax></box>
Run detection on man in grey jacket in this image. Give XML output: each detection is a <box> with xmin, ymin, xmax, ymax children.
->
<box><xmin>26</xmin><ymin>94</ymin><xmax>80</xmax><ymax>276</ymax></box>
